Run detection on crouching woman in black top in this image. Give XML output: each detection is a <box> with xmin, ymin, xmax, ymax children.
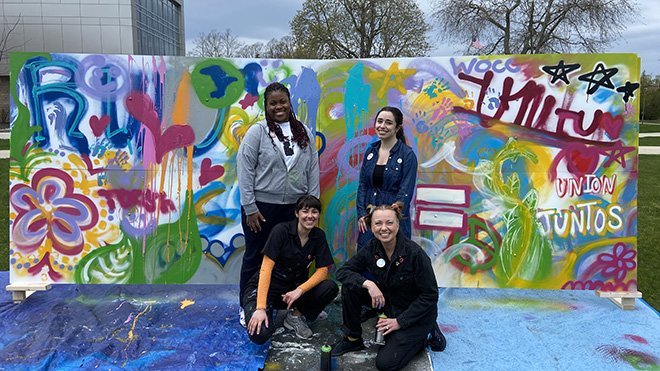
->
<box><xmin>244</xmin><ymin>195</ymin><xmax>338</xmax><ymax>344</ymax></box>
<box><xmin>332</xmin><ymin>204</ymin><xmax>439</xmax><ymax>371</ymax></box>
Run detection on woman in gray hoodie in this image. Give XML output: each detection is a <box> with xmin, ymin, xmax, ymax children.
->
<box><xmin>236</xmin><ymin>82</ymin><xmax>320</xmax><ymax>324</ymax></box>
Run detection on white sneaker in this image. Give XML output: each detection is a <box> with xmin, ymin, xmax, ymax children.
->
<box><xmin>239</xmin><ymin>307</ymin><xmax>246</xmax><ymax>328</ymax></box>
<box><xmin>283</xmin><ymin>312</ymin><xmax>313</xmax><ymax>339</ymax></box>
<box><xmin>316</xmin><ymin>310</ymin><xmax>328</xmax><ymax>321</ymax></box>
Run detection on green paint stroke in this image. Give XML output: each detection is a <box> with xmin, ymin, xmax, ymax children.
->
<box><xmin>141</xmin><ymin>191</ymin><xmax>202</xmax><ymax>284</ymax></box>
<box><xmin>75</xmin><ymin>191</ymin><xmax>202</xmax><ymax>284</ymax></box>
<box><xmin>9</xmin><ymin>52</ymin><xmax>50</xmax><ymax>166</ymax></box>
<box><xmin>450</xmin><ymin>297</ymin><xmax>576</xmax><ymax>312</ymax></box>
<box><xmin>481</xmin><ymin>138</ymin><xmax>553</xmax><ymax>285</ymax></box>
<box><xmin>75</xmin><ymin>233</ymin><xmax>135</xmax><ymax>284</ymax></box>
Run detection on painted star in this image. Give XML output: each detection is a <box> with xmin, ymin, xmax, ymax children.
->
<box><xmin>616</xmin><ymin>81</ymin><xmax>640</xmax><ymax>103</ymax></box>
<box><xmin>541</xmin><ymin>60</ymin><xmax>581</xmax><ymax>84</ymax></box>
<box><xmin>600</xmin><ymin>141</ymin><xmax>635</xmax><ymax>168</ymax></box>
<box><xmin>368</xmin><ymin>62</ymin><xmax>416</xmax><ymax>98</ymax></box>
<box><xmin>578</xmin><ymin>63</ymin><xmax>619</xmax><ymax>95</ymax></box>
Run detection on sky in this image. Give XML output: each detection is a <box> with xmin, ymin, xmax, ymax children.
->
<box><xmin>184</xmin><ymin>0</ymin><xmax>660</xmax><ymax>76</ymax></box>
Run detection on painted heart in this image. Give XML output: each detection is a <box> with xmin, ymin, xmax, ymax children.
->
<box><xmin>199</xmin><ymin>158</ymin><xmax>225</xmax><ymax>186</ymax></box>
<box><xmin>90</xmin><ymin>115</ymin><xmax>110</xmax><ymax>137</ymax></box>
<box><xmin>598</xmin><ymin>111</ymin><xmax>624</xmax><ymax>140</ymax></box>
<box><xmin>155</xmin><ymin>125</ymin><xmax>196</xmax><ymax>162</ymax></box>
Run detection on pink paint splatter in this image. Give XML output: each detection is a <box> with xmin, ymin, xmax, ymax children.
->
<box><xmin>439</xmin><ymin>324</ymin><xmax>459</xmax><ymax>333</ymax></box>
<box><xmin>624</xmin><ymin>334</ymin><xmax>648</xmax><ymax>344</ymax></box>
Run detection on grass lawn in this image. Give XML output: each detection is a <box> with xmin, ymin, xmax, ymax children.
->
<box><xmin>0</xmin><ymin>155</ymin><xmax>657</xmax><ymax>309</ymax></box>
<box><xmin>640</xmin><ymin>122</ymin><xmax>660</xmax><ymax>133</ymax></box>
<box><xmin>637</xmin><ymin>155</ymin><xmax>660</xmax><ymax>310</ymax></box>
<box><xmin>0</xmin><ymin>139</ymin><xmax>8</xmax><ymax>150</ymax></box>
<box><xmin>640</xmin><ymin>137</ymin><xmax>660</xmax><ymax>147</ymax></box>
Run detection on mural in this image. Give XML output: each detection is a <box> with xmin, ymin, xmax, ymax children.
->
<box><xmin>9</xmin><ymin>52</ymin><xmax>639</xmax><ymax>291</ymax></box>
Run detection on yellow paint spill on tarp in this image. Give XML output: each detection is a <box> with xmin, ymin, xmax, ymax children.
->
<box><xmin>180</xmin><ymin>299</ymin><xmax>195</xmax><ymax>309</ymax></box>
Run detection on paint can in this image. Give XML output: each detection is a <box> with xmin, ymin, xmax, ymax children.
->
<box><xmin>374</xmin><ymin>313</ymin><xmax>387</xmax><ymax>345</ymax></box>
<box><xmin>320</xmin><ymin>344</ymin><xmax>332</xmax><ymax>371</ymax></box>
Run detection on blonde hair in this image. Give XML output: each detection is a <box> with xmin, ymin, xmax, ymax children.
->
<box><xmin>364</xmin><ymin>202</ymin><xmax>404</xmax><ymax>226</ymax></box>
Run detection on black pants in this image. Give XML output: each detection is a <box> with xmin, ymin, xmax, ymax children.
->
<box><xmin>239</xmin><ymin>201</ymin><xmax>296</xmax><ymax>306</ymax></box>
<box><xmin>340</xmin><ymin>283</ymin><xmax>429</xmax><ymax>371</ymax></box>
<box><xmin>242</xmin><ymin>280</ymin><xmax>339</xmax><ymax>345</ymax></box>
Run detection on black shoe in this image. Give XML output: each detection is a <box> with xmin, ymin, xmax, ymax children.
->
<box><xmin>331</xmin><ymin>337</ymin><xmax>366</xmax><ymax>356</ymax></box>
<box><xmin>428</xmin><ymin>323</ymin><xmax>447</xmax><ymax>352</ymax></box>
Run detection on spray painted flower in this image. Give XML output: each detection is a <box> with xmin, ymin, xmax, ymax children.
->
<box><xmin>11</xmin><ymin>168</ymin><xmax>99</xmax><ymax>256</ymax></box>
<box><xmin>596</xmin><ymin>243</ymin><xmax>636</xmax><ymax>282</ymax></box>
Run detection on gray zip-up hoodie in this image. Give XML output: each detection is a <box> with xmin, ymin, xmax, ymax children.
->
<box><xmin>237</xmin><ymin>121</ymin><xmax>320</xmax><ymax>215</ymax></box>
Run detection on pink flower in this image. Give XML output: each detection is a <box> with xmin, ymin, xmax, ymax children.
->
<box><xmin>11</xmin><ymin>168</ymin><xmax>99</xmax><ymax>256</ymax></box>
<box><xmin>596</xmin><ymin>243</ymin><xmax>636</xmax><ymax>282</ymax></box>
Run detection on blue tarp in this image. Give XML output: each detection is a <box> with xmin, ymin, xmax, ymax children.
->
<box><xmin>431</xmin><ymin>288</ymin><xmax>660</xmax><ymax>370</ymax></box>
<box><xmin>0</xmin><ymin>272</ymin><xmax>267</xmax><ymax>370</ymax></box>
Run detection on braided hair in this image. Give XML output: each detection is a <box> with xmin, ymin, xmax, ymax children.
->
<box><xmin>264</xmin><ymin>82</ymin><xmax>310</xmax><ymax>149</ymax></box>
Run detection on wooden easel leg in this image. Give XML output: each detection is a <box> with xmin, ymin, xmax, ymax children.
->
<box><xmin>596</xmin><ymin>290</ymin><xmax>642</xmax><ymax>310</ymax></box>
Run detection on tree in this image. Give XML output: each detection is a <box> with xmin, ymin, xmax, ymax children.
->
<box><xmin>188</xmin><ymin>28</ymin><xmax>245</xmax><ymax>57</ymax></box>
<box><xmin>431</xmin><ymin>0</ymin><xmax>639</xmax><ymax>55</ymax></box>
<box><xmin>238</xmin><ymin>42</ymin><xmax>265</xmax><ymax>58</ymax></box>
<box><xmin>263</xmin><ymin>36</ymin><xmax>298</xmax><ymax>59</ymax></box>
<box><xmin>291</xmin><ymin>0</ymin><xmax>431</xmax><ymax>59</ymax></box>
<box><xmin>640</xmin><ymin>71</ymin><xmax>660</xmax><ymax>121</ymax></box>
<box><xmin>1</xmin><ymin>15</ymin><xmax>22</xmax><ymax>64</ymax></box>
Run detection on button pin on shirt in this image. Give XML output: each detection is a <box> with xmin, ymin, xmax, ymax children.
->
<box><xmin>367</xmin><ymin>153</ymin><xmax>374</xmax><ymax>160</ymax></box>
<box><xmin>376</xmin><ymin>258</ymin><xmax>386</xmax><ymax>268</ymax></box>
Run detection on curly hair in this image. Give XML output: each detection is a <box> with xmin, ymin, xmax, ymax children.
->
<box><xmin>264</xmin><ymin>82</ymin><xmax>310</xmax><ymax>149</ymax></box>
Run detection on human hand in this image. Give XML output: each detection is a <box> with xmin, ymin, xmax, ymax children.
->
<box><xmin>247</xmin><ymin>211</ymin><xmax>266</xmax><ymax>233</ymax></box>
<box><xmin>363</xmin><ymin>280</ymin><xmax>385</xmax><ymax>309</ymax></box>
<box><xmin>376</xmin><ymin>318</ymin><xmax>400</xmax><ymax>335</ymax></box>
<box><xmin>248</xmin><ymin>309</ymin><xmax>268</xmax><ymax>336</ymax></box>
<box><xmin>358</xmin><ymin>216</ymin><xmax>368</xmax><ymax>233</ymax></box>
<box><xmin>282</xmin><ymin>288</ymin><xmax>304</xmax><ymax>309</ymax></box>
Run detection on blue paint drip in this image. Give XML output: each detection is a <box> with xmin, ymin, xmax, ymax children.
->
<box><xmin>241</xmin><ymin>62</ymin><xmax>263</xmax><ymax>96</ymax></box>
<box><xmin>344</xmin><ymin>62</ymin><xmax>371</xmax><ymax>140</ymax></box>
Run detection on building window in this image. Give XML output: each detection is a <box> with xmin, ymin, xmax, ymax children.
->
<box><xmin>134</xmin><ymin>0</ymin><xmax>182</xmax><ymax>56</ymax></box>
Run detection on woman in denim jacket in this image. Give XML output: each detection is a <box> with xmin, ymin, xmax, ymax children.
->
<box><xmin>356</xmin><ymin>107</ymin><xmax>417</xmax><ymax>250</ymax></box>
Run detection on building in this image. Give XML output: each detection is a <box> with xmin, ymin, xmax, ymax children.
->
<box><xmin>0</xmin><ymin>0</ymin><xmax>186</xmax><ymax>127</ymax></box>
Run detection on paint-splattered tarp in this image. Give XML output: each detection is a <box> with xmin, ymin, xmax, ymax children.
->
<box><xmin>432</xmin><ymin>288</ymin><xmax>660</xmax><ymax>370</ymax></box>
<box><xmin>0</xmin><ymin>272</ymin><xmax>267</xmax><ymax>370</ymax></box>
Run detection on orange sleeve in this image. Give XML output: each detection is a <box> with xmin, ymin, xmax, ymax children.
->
<box><xmin>297</xmin><ymin>266</ymin><xmax>329</xmax><ymax>293</ymax></box>
<box><xmin>256</xmin><ymin>256</ymin><xmax>275</xmax><ymax>310</ymax></box>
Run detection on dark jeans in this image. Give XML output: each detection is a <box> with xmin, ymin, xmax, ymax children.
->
<box><xmin>340</xmin><ymin>283</ymin><xmax>428</xmax><ymax>371</ymax></box>
<box><xmin>242</xmin><ymin>280</ymin><xmax>339</xmax><ymax>345</ymax></box>
<box><xmin>239</xmin><ymin>201</ymin><xmax>296</xmax><ymax>306</ymax></box>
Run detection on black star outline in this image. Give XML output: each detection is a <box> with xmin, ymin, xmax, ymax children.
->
<box><xmin>616</xmin><ymin>81</ymin><xmax>640</xmax><ymax>103</ymax></box>
<box><xmin>578</xmin><ymin>63</ymin><xmax>619</xmax><ymax>95</ymax></box>
<box><xmin>541</xmin><ymin>60</ymin><xmax>581</xmax><ymax>84</ymax></box>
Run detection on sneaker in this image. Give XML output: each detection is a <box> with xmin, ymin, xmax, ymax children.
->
<box><xmin>331</xmin><ymin>337</ymin><xmax>366</xmax><ymax>357</ymax></box>
<box><xmin>315</xmin><ymin>310</ymin><xmax>328</xmax><ymax>321</ymax></box>
<box><xmin>428</xmin><ymin>323</ymin><xmax>446</xmax><ymax>352</ymax></box>
<box><xmin>239</xmin><ymin>307</ymin><xmax>246</xmax><ymax>328</ymax></box>
<box><xmin>283</xmin><ymin>312</ymin><xmax>313</xmax><ymax>339</ymax></box>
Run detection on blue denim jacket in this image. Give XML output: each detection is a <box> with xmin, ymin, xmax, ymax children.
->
<box><xmin>356</xmin><ymin>139</ymin><xmax>418</xmax><ymax>248</ymax></box>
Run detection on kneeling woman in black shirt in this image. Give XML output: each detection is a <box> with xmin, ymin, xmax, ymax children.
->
<box><xmin>244</xmin><ymin>195</ymin><xmax>338</xmax><ymax>343</ymax></box>
<box><xmin>333</xmin><ymin>204</ymin><xmax>439</xmax><ymax>370</ymax></box>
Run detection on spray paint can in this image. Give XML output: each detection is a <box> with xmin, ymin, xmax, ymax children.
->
<box><xmin>374</xmin><ymin>313</ymin><xmax>387</xmax><ymax>345</ymax></box>
<box><xmin>320</xmin><ymin>344</ymin><xmax>332</xmax><ymax>371</ymax></box>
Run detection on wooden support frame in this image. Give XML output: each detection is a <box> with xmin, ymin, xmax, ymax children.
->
<box><xmin>595</xmin><ymin>290</ymin><xmax>643</xmax><ymax>310</ymax></box>
<box><xmin>5</xmin><ymin>284</ymin><xmax>52</xmax><ymax>304</ymax></box>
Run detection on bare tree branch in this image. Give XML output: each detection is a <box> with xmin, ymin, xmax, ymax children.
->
<box><xmin>432</xmin><ymin>0</ymin><xmax>639</xmax><ymax>55</ymax></box>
